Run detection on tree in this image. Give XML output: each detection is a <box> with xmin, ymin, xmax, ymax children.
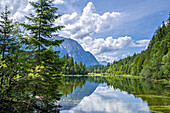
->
<box><xmin>0</xmin><ymin>6</ymin><xmax>19</xmax><ymax>60</ymax></box>
<box><xmin>20</xmin><ymin>0</ymin><xmax>64</xmax><ymax>79</ymax></box>
<box><xmin>17</xmin><ymin>0</ymin><xmax>65</xmax><ymax>110</ymax></box>
<box><xmin>0</xmin><ymin>6</ymin><xmax>21</xmax><ymax>97</ymax></box>
<box><xmin>0</xmin><ymin>1</ymin><xmax>65</xmax><ymax>112</ymax></box>
<box><xmin>74</xmin><ymin>61</ymin><xmax>78</xmax><ymax>74</ymax></box>
<box><xmin>160</xmin><ymin>51</ymin><xmax>170</xmax><ymax>79</ymax></box>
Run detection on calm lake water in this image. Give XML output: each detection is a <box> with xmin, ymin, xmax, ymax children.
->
<box><xmin>1</xmin><ymin>76</ymin><xmax>169</xmax><ymax>113</ymax></box>
<box><xmin>59</xmin><ymin>76</ymin><xmax>170</xmax><ymax>113</ymax></box>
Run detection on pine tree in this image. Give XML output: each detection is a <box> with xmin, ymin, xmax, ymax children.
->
<box><xmin>0</xmin><ymin>6</ymin><xmax>21</xmax><ymax>94</ymax></box>
<box><xmin>20</xmin><ymin>0</ymin><xmax>64</xmax><ymax>79</ymax></box>
<box><xmin>0</xmin><ymin>6</ymin><xmax>19</xmax><ymax>60</ymax></box>
<box><xmin>18</xmin><ymin>0</ymin><xmax>65</xmax><ymax>104</ymax></box>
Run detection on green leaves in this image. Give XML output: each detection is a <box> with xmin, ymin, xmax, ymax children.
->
<box><xmin>1</xmin><ymin>1</ymin><xmax>64</xmax><ymax>112</ymax></box>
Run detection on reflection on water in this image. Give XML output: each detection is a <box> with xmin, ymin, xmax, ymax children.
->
<box><xmin>59</xmin><ymin>81</ymin><xmax>99</xmax><ymax>110</ymax></box>
<box><xmin>1</xmin><ymin>76</ymin><xmax>169</xmax><ymax>112</ymax></box>
<box><xmin>59</xmin><ymin>76</ymin><xmax>170</xmax><ymax>113</ymax></box>
<box><xmin>60</xmin><ymin>81</ymin><xmax>150</xmax><ymax>113</ymax></box>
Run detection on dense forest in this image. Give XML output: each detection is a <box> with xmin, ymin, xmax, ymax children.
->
<box><xmin>93</xmin><ymin>17</ymin><xmax>170</xmax><ymax>80</ymax></box>
<box><xmin>87</xmin><ymin>64</ymin><xmax>109</xmax><ymax>74</ymax></box>
<box><xmin>61</xmin><ymin>54</ymin><xmax>88</xmax><ymax>75</ymax></box>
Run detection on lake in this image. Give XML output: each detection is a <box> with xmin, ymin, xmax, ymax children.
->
<box><xmin>1</xmin><ymin>76</ymin><xmax>169</xmax><ymax>113</ymax></box>
<box><xmin>58</xmin><ymin>76</ymin><xmax>170</xmax><ymax>113</ymax></box>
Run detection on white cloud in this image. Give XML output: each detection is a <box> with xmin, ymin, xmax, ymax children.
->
<box><xmin>77</xmin><ymin>36</ymin><xmax>150</xmax><ymax>62</ymax></box>
<box><xmin>77</xmin><ymin>36</ymin><xmax>133</xmax><ymax>63</ymax></box>
<box><xmin>57</xmin><ymin>2</ymin><xmax>121</xmax><ymax>40</ymax></box>
<box><xmin>0</xmin><ymin>0</ymin><xmax>64</xmax><ymax>22</ymax></box>
<box><xmin>53</xmin><ymin>0</ymin><xmax>65</xmax><ymax>5</ymax></box>
<box><xmin>131</xmin><ymin>39</ymin><xmax>150</xmax><ymax>47</ymax></box>
<box><xmin>121</xmin><ymin>54</ymin><xmax>128</xmax><ymax>59</ymax></box>
<box><xmin>0</xmin><ymin>0</ymin><xmax>36</xmax><ymax>22</ymax></box>
<box><xmin>80</xmin><ymin>36</ymin><xmax>133</xmax><ymax>56</ymax></box>
<box><xmin>97</xmin><ymin>55</ymin><xmax>118</xmax><ymax>63</ymax></box>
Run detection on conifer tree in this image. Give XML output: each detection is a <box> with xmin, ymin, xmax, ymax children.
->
<box><xmin>0</xmin><ymin>6</ymin><xmax>19</xmax><ymax>60</ymax></box>
<box><xmin>20</xmin><ymin>0</ymin><xmax>64</xmax><ymax>80</ymax></box>
<box><xmin>0</xmin><ymin>6</ymin><xmax>21</xmax><ymax>93</ymax></box>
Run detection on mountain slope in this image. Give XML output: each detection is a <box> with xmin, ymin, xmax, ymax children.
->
<box><xmin>56</xmin><ymin>37</ymin><xmax>99</xmax><ymax>66</ymax></box>
<box><xmin>107</xmin><ymin>17</ymin><xmax>170</xmax><ymax>79</ymax></box>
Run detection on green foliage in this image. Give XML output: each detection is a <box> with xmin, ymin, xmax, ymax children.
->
<box><xmin>87</xmin><ymin>64</ymin><xmax>109</xmax><ymax>74</ymax></box>
<box><xmin>20</xmin><ymin>0</ymin><xmax>64</xmax><ymax>80</ymax></box>
<box><xmin>0</xmin><ymin>6</ymin><xmax>20</xmax><ymax>60</ymax></box>
<box><xmin>0</xmin><ymin>0</ymin><xmax>65</xmax><ymax>112</ymax></box>
<box><xmin>61</xmin><ymin>54</ymin><xmax>88</xmax><ymax>75</ymax></box>
<box><xmin>0</xmin><ymin>6</ymin><xmax>22</xmax><ymax>98</ymax></box>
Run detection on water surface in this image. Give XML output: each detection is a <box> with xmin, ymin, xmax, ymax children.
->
<box><xmin>59</xmin><ymin>76</ymin><xmax>170</xmax><ymax>113</ymax></box>
<box><xmin>60</xmin><ymin>82</ymin><xmax>150</xmax><ymax>113</ymax></box>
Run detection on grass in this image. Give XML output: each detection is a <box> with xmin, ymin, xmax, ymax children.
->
<box><xmin>112</xmin><ymin>74</ymin><xmax>144</xmax><ymax>79</ymax></box>
<box><xmin>63</xmin><ymin>74</ymin><xmax>89</xmax><ymax>77</ymax></box>
<box><xmin>63</xmin><ymin>74</ymin><xmax>170</xmax><ymax>84</ymax></box>
<box><xmin>88</xmin><ymin>73</ymin><xmax>106</xmax><ymax>76</ymax></box>
<box><xmin>150</xmin><ymin>105</ymin><xmax>170</xmax><ymax>113</ymax></box>
<box><xmin>135</xmin><ymin>94</ymin><xmax>170</xmax><ymax>98</ymax></box>
<box><xmin>64</xmin><ymin>73</ymin><xmax>144</xmax><ymax>79</ymax></box>
<box><xmin>88</xmin><ymin>73</ymin><xmax>144</xmax><ymax>78</ymax></box>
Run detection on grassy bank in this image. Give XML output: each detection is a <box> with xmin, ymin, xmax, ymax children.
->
<box><xmin>63</xmin><ymin>74</ymin><xmax>170</xmax><ymax>84</ymax></box>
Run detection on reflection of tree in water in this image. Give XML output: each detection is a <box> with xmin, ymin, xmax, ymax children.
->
<box><xmin>61</xmin><ymin>76</ymin><xmax>170</xmax><ymax>113</ymax></box>
<box><xmin>60</xmin><ymin>76</ymin><xmax>89</xmax><ymax>96</ymax></box>
<box><xmin>1</xmin><ymin>76</ymin><xmax>169</xmax><ymax>112</ymax></box>
<box><xmin>0</xmin><ymin>77</ymin><xmax>62</xmax><ymax>113</ymax></box>
<box><xmin>94</xmin><ymin>77</ymin><xmax>170</xmax><ymax>113</ymax></box>
<box><xmin>59</xmin><ymin>76</ymin><xmax>99</xmax><ymax>110</ymax></box>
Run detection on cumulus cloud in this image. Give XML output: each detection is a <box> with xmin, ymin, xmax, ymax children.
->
<box><xmin>77</xmin><ymin>36</ymin><xmax>150</xmax><ymax>63</ymax></box>
<box><xmin>80</xmin><ymin>36</ymin><xmax>133</xmax><ymax>55</ymax></box>
<box><xmin>131</xmin><ymin>39</ymin><xmax>150</xmax><ymax>47</ymax></box>
<box><xmin>0</xmin><ymin>0</ymin><xmax>28</xmax><ymax>21</ymax></box>
<box><xmin>97</xmin><ymin>55</ymin><xmax>118</xmax><ymax>63</ymax></box>
<box><xmin>0</xmin><ymin>0</ymin><xmax>64</xmax><ymax>22</ymax></box>
<box><xmin>57</xmin><ymin>2</ymin><xmax>121</xmax><ymax>40</ymax></box>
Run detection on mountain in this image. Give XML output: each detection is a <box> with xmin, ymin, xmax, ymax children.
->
<box><xmin>99</xmin><ymin>61</ymin><xmax>108</xmax><ymax>66</ymax></box>
<box><xmin>56</xmin><ymin>37</ymin><xmax>100</xmax><ymax>66</ymax></box>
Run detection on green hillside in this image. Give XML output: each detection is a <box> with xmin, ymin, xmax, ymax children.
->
<box><xmin>107</xmin><ymin>17</ymin><xmax>170</xmax><ymax>80</ymax></box>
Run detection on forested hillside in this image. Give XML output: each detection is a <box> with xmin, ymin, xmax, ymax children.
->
<box><xmin>107</xmin><ymin>17</ymin><xmax>170</xmax><ymax>80</ymax></box>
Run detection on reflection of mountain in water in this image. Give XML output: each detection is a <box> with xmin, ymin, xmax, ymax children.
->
<box><xmin>61</xmin><ymin>83</ymin><xmax>150</xmax><ymax>113</ymax></box>
<box><xmin>59</xmin><ymin>81</ymin><xmax>99</xmax><ymax>110</ymax></box>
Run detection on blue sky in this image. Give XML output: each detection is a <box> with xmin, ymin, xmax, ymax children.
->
<box><xmin>0</xmin><ymin>0</ymin><xmax>170</xmax><ymax>62</ymax></box>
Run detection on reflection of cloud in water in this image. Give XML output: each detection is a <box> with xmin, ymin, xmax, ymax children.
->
<box><xmin>61</xmin><ymin>83</ymin><xmax>150</xmax><ymax>113</ymax></box>
<box><xmin>59</xmin><ymin>81</ymin><xmax>99</xmax><ymax>110</ymax></box>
